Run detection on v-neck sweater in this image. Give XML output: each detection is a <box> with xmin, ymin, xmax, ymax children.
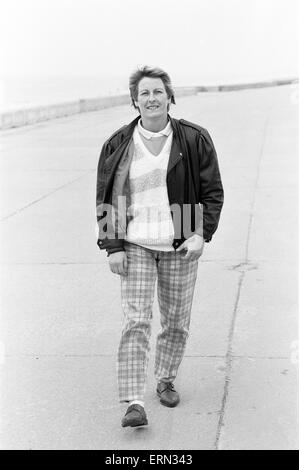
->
<box><xmin>125</xmin><ymin>125</ymin><xmax>175</xmax><ymax>251</ymax></box>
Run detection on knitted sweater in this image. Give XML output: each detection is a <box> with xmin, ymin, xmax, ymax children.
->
<box><xmin>125</xmin><ymin>124</ymin><xmax>175</xmax><ymax>251</ymax></box>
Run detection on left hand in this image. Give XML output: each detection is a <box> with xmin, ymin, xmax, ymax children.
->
<box><xmin>176</xmin><ymin>234</ymin><xmax>205</xmax><ymax>261</ymax></box>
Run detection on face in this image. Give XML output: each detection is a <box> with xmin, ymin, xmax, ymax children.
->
<box><xmin>134</xmin><ymin>77</ymin><xmax>171</xmax><ymax>120</ymax></box>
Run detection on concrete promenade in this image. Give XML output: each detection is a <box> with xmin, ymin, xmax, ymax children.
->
<box><xmin>0</xmin><ymin>85</ymin><xmax>298</xmax><ymax>450</ymax></box>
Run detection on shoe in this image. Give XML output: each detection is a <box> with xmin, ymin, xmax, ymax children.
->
<box><xmin>121</xmin><ymin>404</ymin><xmax>148</xmax><ymax>428</ymax></box>
<box><xmin>156</xmin><ymin>382</ymin><xmax>180</xmax><ymax>407</ymax></box>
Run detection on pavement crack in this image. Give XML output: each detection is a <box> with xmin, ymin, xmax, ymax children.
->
<box><xmin>228</xmin><ymin>261</ymin><xmax>259</xmax><ymax>272</ymax></box>
<box><xmin>1</xmin><ymin>353</ymin><xmax>114</xmax><ymax>358</ymax></box>
<box><xmin>214</xmin><ymin>270</ymin><xmax>245</xmax><ymax>449</ymax></box>
<box><xmin>0</xmin><ymin>170</ymin><xmax>93</xmax><ymax>222</ymax></box>
<box><xmin>214</xmin><ymin>110</ymin><xmax>271</xmax><ymax>450</ymax></box>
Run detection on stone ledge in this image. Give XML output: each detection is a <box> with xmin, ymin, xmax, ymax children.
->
<box><xmin>1</xmin><ymin>79</ymin><xmax>298</xmax><ymax>130</ymax></box>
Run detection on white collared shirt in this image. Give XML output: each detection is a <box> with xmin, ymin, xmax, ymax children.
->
<box><xmin>138</xmin><ymin>118</ymin><xmax>172</xmax><ymax>140</ymax></box>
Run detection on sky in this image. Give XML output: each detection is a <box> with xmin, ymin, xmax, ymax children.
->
<box><xmin>1</xmin><ymin>0</ymin><xmax>299</xmax><ymax>85</ymax></box>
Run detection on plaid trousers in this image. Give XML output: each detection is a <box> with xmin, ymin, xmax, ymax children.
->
<box><xmin>118</xmin><ymin>241</ymin><xmax>198</xmax><ymax>402</ymax></box>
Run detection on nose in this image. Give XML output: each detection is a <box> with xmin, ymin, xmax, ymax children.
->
<box><xmin>148</xmin><ymin>91</ymin><xmax>155</xmax><ymax>102</ymax></box>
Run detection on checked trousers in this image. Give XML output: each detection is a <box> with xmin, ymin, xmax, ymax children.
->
<box><xmin>118</xmin><ymin>241</ymin><xmax>198</xmax><ymax>402</ymax></box>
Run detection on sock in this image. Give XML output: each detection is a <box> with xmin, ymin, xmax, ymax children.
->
<box><xmin>129</xmin><ymin>400</ymin><xmax>144</xmax><ymax>408</ymax></box>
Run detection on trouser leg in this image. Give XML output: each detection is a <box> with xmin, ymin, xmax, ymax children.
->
<box><xmin>118</xmin><ymin>242</ymin><xmax>157</xmax><ymax>402</ymax></box>
<box><xmin>155</xmin><ymin>251</ymin><xmax>198</xmax><ymax>383</ymax></box>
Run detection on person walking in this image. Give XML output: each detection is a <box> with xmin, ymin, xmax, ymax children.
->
<box><xmin>96</xmin><ymin>66</ymin><xmax>224</xmax><ymax>427</ymax></box>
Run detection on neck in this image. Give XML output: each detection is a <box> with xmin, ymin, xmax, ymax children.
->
<box><xmin>140</xmin><ymin>115</ymin><xmax>168</xmax><ymax>133</ymax></box>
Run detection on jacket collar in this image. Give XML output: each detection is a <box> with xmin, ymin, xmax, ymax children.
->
<box><xmin>120</xmin><ymin>114</ymin><xmax>183</xmax><ymax>173</ymax></box>
<box><xmin>121</xmin><ymin>114</ymin><xmax>178</xmax><ymax>137</ymax></box>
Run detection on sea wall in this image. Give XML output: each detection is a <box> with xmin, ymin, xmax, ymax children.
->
<box><xmin>1</xmin><ymin>79</ymin><xmax>297</xmax><ymax>130</ymax></box>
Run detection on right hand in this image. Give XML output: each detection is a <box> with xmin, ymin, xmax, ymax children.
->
<box><xmin>108</xmin><ymin>251</ymin><xmax>128</xmax><ymax>276</ymax></box>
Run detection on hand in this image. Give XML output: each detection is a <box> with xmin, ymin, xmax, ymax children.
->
<box><xmin>176</xmin><ymin>234</ymin><xmax>205</xmax><ymax>261</ymax></box>
<box><xmin>108</xmin><ymin>251</ymin><xmax>128</xmax><ymax>276</ymax></box>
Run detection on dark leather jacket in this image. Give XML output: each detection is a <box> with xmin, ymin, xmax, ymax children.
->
<box><xmin>96</xmin><ymin>115</ymin><xmax>224</xmax><ymax>256</ymax></box>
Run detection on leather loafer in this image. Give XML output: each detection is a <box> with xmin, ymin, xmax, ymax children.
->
<box><xmin>156</xmin><ymin>382</ymin><xmax>180</xmax><ymax>407</ymax></box>
<box><xmin>121</xmin><ymin>404</ymin><xmax>148</xmax><ymax>427</ymax></box>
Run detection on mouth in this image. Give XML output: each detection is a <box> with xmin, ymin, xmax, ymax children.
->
<box><xmin>147</xmin><ymin>105</ymin><xmax>159</xmax><ymax>110</ymax></box>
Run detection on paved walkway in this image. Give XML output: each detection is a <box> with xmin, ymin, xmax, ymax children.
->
<box><xmin>0</xmin><ymin>85</ymin><xmax>298</xmax><ymax>450</ymax></box>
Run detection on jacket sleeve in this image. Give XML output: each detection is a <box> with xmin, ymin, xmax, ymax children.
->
<box><xmin>96</xmin><ymin>140</ymin><xmax>110</xmax><ymax>208</ymax></box>
<box><xmin>198</xmin><ymin>129</ymin><xmax>224</xmax><ymax>242</ymax></box>
<box><xmin>96</xmin><ymin>140</ymin><xmax>125</xmax><ymax>256</ymax></box>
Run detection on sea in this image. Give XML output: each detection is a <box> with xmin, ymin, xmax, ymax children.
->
<box><xmin>1</xmin><ymin>74</ymin><xmax>293</xmax><ymax>113</ymax></box>
<box><xmin>0</xmin><ymin>76</ymin><xmax>130</xmax><ymax>112</ymax></box>
<box><xmin>0</xmin><ymin>74</ymin><xmax>239</xmax><ymax>112</ymax></box>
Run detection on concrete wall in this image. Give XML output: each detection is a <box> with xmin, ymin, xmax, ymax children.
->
<box><xmin>196</xmin><ymin>78</ymin><xmax>298</xmax><ymax>92</ymax></box>
<box><xmin>0</xmin><ymin>80</ymin><xmax>297</xmax><ymax>130</ymax></box>
<box><xmin>0</xmin><ymin>94</ymin><xmax>131</xmax><ymax>130</ymax></box>
<box><xmin>0</xmin><ymin>87</ymin><xmax>200</xmax><ymax>131</ymax></box>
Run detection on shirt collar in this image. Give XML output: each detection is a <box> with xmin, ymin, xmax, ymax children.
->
<box><xmin>137</xmin><ymin>118</ymin><xmax>172</xmax><ymax>140</ymax></box>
